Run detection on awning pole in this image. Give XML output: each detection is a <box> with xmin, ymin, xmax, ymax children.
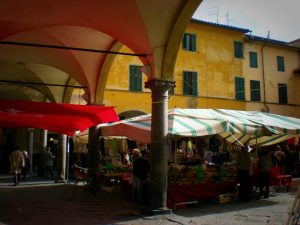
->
<box><xmin>174</xmin><ymin>137</ymin><xmax>177</xmax><ymax>164</ymax></box>
<box><xmin>255</xmin><ymin>135</ymin><xmax>258</xmax><ymax>158</ymax></box>
<box><xmin>229</xmin><ymin>133</ymin><xmax>245</xmax><ymax>147</ymax></box>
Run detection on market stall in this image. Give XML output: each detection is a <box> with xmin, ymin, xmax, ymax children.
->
<box><xmin>73</xmin><ymin>131</ymin><xmax>148</xmax><ymax>193</ymax></box>
<box><xmin>98</xmin><ymin>109</ymin><xmax>300</xmax><ymax>207</ymax></box>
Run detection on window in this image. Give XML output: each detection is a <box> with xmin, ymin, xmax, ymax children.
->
<box><xmin>234</xmin><ymin>41</ymin><xmax>243</xmax><ymax>58</ymax></box>
<box><xmin>249</xmin><ymin>52</ymin><xmax>258</xmax><ymax>68</ymax></box>
<box><xmin>183</xmin><ymin>71</ymin><xmax>197</xmax><ymax>96</ymax></box>
<box><xmin>250</xmin><ymin>80</ymin><xmax>261</xmax><ymax>101</ymax></box>
<box><xmin>129</xmin><ymin>65</ymin><xmax>142</xmax><ymax>91</ymax></box>
<box><xmin>277</xmin><ymin>56</ymin><xmax>285</xmax><ymax>72</ymax></box>
<box><xmin>235</xmin><ymin>77</ymin><xmax>245</xmax><ymax>100</ymax></box>
<box><xmin>183</xmin><ymin>33</ymin><xmax>196</xmax><ymax>52</ymax></box>
<box><xmin>278</xmin><ymin>83</ymin><xmax>288</xmax><ymax>104</ymax></box>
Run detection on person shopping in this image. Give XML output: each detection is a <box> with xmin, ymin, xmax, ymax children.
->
<box><xmin>236</xmin><ymin>146</ymin><xmax>252</xmax><ymax>202</ymax></box>
<box><xmin>9</xmin><ymin>146</ymin><xmax>25</xmax><ymax>186</ymax></box>
<box><xmin>257</xmin><ymin>149</ymin><xmax>273</xmax><ymax>199</ymax></box>
<box><xmin>44</xmin><ymin>147</ymin><xmax>55</xmax><ymax>180</ymax></box>
<box><xmin>132</xmin><ymin>149</ymin><xmax>150</xmax><ymax>204</ymax></box>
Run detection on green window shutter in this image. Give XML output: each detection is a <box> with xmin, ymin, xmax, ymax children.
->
<box><xmin>278</xmin><ymin>83</ymin><xmax>288</xmax><ymax>104</ymax></box>
<box><xmin>250</xmin><ymin>80</ymin><xmax>261</xmax><ymax>101</ymax></box>
<box><xmin>249</xmin><ymin>52</ymin><xmax>258</xmax><ymax>68</ymax></box>
<box><xmin>136</xmin><ymin>69</ymin><xmax>142</xmax><ymax>91</ymax></box>
<box><xmin>277</xmin><ymin>56</ymin><xmax>285</xmax><ymax>72</ymax></box>
<box><xmin>129</xmin><ymin>65</ymin><xmax>142</xmax><ymax>92</ymax></box>
<box><xmin>191</xmin><ymin>72</ymin><xmax>198</xmax><ymax>96</ymax></box>
<box><xmin>183</xmin><ymin>71</ymin><xmax>188</xmax><ymax>95</ymax></box>
<box><xmin>191</xmin><ymin>34</ymin><xmax>196</xmax><ymax>51</ymax></box>
<box><xmin>183</xmin><ymin>33</ymin><xmax>196</xmax><ymax>52</ymax></box>
<box><xmin>235</xmin><ymin>77</ymin><xmax>245</xmax><ymax>100</ymax></box>
<box><xmin>129</xmin><ymin>65</ymin><xmax>135</xmax><ymax>91</ymax></box>
<box><xmin>183</xmin><ymin>33</ymin><xmax>188</xmax><ymax>50</ymax></box>
<box><xmin>183</xmin><ymin>71</ymin><xmax>197</xmax><ymax>96</ymax></box>
<box><xmin>234</xmin><ymin>41</ymin><xmax>243</xmax><ymax>58</ymax></box>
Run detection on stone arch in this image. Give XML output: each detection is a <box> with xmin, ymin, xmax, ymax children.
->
<box><xmin>118</xmin><ymin>110</ymin><xmax>147</xmax><ymax>120</ymax></box>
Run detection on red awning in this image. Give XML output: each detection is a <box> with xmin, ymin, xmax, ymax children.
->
<box><xmin>0</xmin><ymin>99</ymin><xmax>119</xmax><ymax>136</ymax></box>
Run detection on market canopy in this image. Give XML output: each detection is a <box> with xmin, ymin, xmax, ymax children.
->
<box><xmin>0</xmin><ymin>99</ymin><xmax>119</xmax><ymax>136</ymax></box>
<box><xmin>219</xmin><ymin>133</ymin><xmax>296</xmax><ymax>147</ymax></box>
<box><xmin>216</xmin><ymin>109</ymin><xmax>300</xmax><ymax>135</ymax></box>
<box><xmin>99</xmin><ymin>108</ymin><xmax>300</xmax><ymax>144</ymax></box>
<box><xmin>99</xmin><ymin>108</ymin><xmax>264</xmax><ymax>144</ymax></box>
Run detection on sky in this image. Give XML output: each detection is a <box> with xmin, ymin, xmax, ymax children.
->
<box><xmin>193</xmin><ymin>0</ymin><xmax>300</xmax><ymax>42</ymax></box>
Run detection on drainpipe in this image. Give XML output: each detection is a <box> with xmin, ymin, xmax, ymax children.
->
<box><xmin>261</xmin><ymin>43</ymin><xmax>270</xmax><ymax>113</ymax></box>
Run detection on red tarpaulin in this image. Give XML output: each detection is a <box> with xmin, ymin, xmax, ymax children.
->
<box><xmin>0</xmin><ymin>99</ymin><xmax>119</xmax><ymax>136</ymax></box>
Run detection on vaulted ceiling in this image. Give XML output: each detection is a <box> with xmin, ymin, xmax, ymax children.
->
<box><xmin>0</xmin><ymin>0</ymin><xmax>202</xmax><ymax>104</ymax></box>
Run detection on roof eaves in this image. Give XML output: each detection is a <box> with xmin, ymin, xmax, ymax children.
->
<box><xmin>191</xmin><ymin>18</ymin><xmax>251</xmax><ymax>33</ymax></box>
<box><xmin>245</xmin><ymin>34</ymin><xmax>300</xmax><ymax>50</ymax></box>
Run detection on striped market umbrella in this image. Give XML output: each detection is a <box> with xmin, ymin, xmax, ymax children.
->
<box><xmin>99</xmin><ymin>108</ymin><xmax>265</xmax><ymax>144</ymax></box>
<box><xmin>96</xmin><ymin>108</ymin><xmax>300</xmax><ymax>146</ymax></box>
<box><xmin>219</xmin><ymin>132</ymin><xmax>297</xmax><ymax>147</ymax></box>
<box><xmin>216</xmin><ymin>109</ymin><xmax>300</xmax><ymax>135</ymax></box>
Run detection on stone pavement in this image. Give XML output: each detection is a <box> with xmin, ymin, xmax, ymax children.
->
<box><xmin>0</xmin><ymin>175</ymin><xmax>298</xmax><ymax>225</ymax></box>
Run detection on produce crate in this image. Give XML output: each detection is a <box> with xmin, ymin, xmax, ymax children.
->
<box><xmin>218</xmin><ymin>193</ymin><xmax>231</xmax><ymax>204</ymax></box>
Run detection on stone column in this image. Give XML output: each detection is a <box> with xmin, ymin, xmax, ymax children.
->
<box><xmin>42</xmin><ymin>130</ymin><xmax>48</xmax><ymax>150</ymax></box>
<box><xmin>87</xmin><ymin>125</ymin><xmax>101</xmax><ymax>192</ymax></box>
<box><xmin>27</xmin><ymin>128</ymin><xmax>34</xmax><ymax>174</ymax></box>
<box><xmin>87</xmin><ymin>125</ymin><xmax>100</xmax><ymax>171</ymax></box>
<box><xmin>56</xmin><ymin>134</ymin><xmax>67</xmax><ymax>182</ymax></box>
<box><xmin>145</xmin><ymin>79</ymin><xmax>175</xmax><ymax>213</ymax></box>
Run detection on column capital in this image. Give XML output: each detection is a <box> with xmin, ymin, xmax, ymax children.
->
<box><xmin>144</xmin><ymin>79</ymin><xmax>175</xmax><ymax>89</ymax></box>
<box><xmin>27</xmin><ymin>128</ymin><xmax>35</xmax><ymax>132</ymax></box>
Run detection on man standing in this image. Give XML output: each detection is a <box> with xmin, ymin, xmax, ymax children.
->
<box><xmin>132</xmin><ymin>149</ymin><xmax>150</xmax><ymax>204</ymax></box>
<box><xmin>45</xmin><ymin>147</ymin><xmax>55</xmax><ymax>179</ymax></box>
<box><xmin>236</xmin><ymin>146</ymin><xmax>252</xmax><ymax>202</ymax></box>
<box><xmin>9</xmin><ymin>146</ymin><xmax>25</xmax><ymax>186</ymax></box>
<box><xmin>257</xmin><ymin>148</ymin><xmax>273</xmax><ymax>198</ymax></box>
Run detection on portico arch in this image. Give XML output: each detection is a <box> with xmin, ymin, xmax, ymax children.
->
<box><xmin>0</xmin><ymin>0</ymin><xmax>203</xmax><ymax>212</ymax></box>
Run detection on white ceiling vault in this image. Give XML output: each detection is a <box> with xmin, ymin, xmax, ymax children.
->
<box><xmin>0</xmin><ymin>0</ymin><xmax>202</xmax><ymax>104</ymax></box>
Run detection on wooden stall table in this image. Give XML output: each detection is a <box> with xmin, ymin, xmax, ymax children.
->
<box><xmin>167</xmin><ymin>180</ymin><xmax>237</xmax><ymax>210</ymax></box>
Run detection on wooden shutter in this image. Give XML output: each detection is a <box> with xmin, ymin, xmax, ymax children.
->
<box><xmin>278</xmin><ymin>83</ymin><xmax>288</xmax><ymax>104</ymax></box>
<box><xmin>129</xmin><ymin>65</ymin><xmax>142</xmax><ymax>91</ymax></box>
<box><xmin>277</xmin><ymin>56</ymin><xmax>285</xmax><ymax>72</ymax></box>
<box><xmin>129</xmin><ymin>65</ymin><xmax>135</xmax><ymax>91</ymax></box>
<box><xmin>191</xmin><ymin>72</ymin><xmax>197</xmax><ymax>96</ymax></box>
<box><xmin>250</xmin><ymin>80</ymin><xmax>261</xmax><ymax>101</ymax></box>
<box><xmin>234</xmin><ymin>41</ymin><xmax>243</xmax><ymax>58</ymax></box>
<box><xmin>136</xmin><ymin>68</ymin><xmax>142</xmax><ymax>91</ymax></box>
<box><xmin>183</xmin><ymin>71</ymin><xmax>188</xmax><ymax>95</ymax></box>
<box><xmin>249</xmin><ymin>52</ymin><xmax>258</xmax><ymax>68</ymax></box>
<box><xmin>235</xmin><ymin>77</ymin><xmax>245</xmax><ymax>100</ymax></box>
<box><xmin>191</xmin><ymin>34</ymin><xmax>196</xmax><ymax>51</ymax></box>
<box><xmin>183</xmin><ymin>33</ymin><xmax>188</xmax><ymax>50</ymax></box>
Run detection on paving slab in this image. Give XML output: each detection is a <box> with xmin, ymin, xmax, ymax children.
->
<box><xmin>0</xmin><ymin>175</ymin><xmax>298</xmax><ymax>225</ymax></box>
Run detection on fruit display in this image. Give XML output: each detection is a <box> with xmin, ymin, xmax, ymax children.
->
<box><xmin>168</xmin><ymin>163</ymin><xmax>236</xmax><ymax>185</ymax></box>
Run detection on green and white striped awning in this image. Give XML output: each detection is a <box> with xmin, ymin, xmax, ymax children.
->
<box><xmin>99</xmin><ymin>108</ymin><xmax>278</xmax><ymax>144</ymax></box>
<box><xmin>219</xmin><ymin>132</ymin><xmax>296</xmax><ymax>147</ymax></box>
<box><xmin>98</xmin><ymin>108</ymin><xmax>300</xmax><ymax>144</ymax></box>
<box><xmin>217</xmin><ymin>109</ymin><xmax>300</xmax><ymax>135</ymax></box>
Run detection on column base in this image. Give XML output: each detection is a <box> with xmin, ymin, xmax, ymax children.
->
<box><xmin>143</xmin><ymin>208</ymin><xmax>172</xmax><ymax>216</ymax></box>
<box><xmin>55</xmin><ymin>179</ymin><xmax>67</xmax><ymax>183</ymax></box>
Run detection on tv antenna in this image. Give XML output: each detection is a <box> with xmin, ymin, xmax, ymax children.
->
<box><xmin>208</xmin><ymin>5</ymin><xmax>219</xmax><ymax>23</ymax></box>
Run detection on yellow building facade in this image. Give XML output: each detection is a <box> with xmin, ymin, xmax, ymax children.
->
<box><xmin>243</xmin><ymin>36</ymin><xmax>300</xmax><ymax>117</ymax></box>
<box><xmin>102</xmin><ymin>19</ymin><xmax>300</xmax><ymax>119</ymax></box>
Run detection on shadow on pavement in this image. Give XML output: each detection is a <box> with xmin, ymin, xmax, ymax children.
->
<box><xmin>0</xmin><ymin>176</ymin><xmax>145</xmax><ymax>225</ymax></box>
<box><xmin>0</xmin><ymin>176</ymin><xmax>298</xmax><ymax>225</ymax></box>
